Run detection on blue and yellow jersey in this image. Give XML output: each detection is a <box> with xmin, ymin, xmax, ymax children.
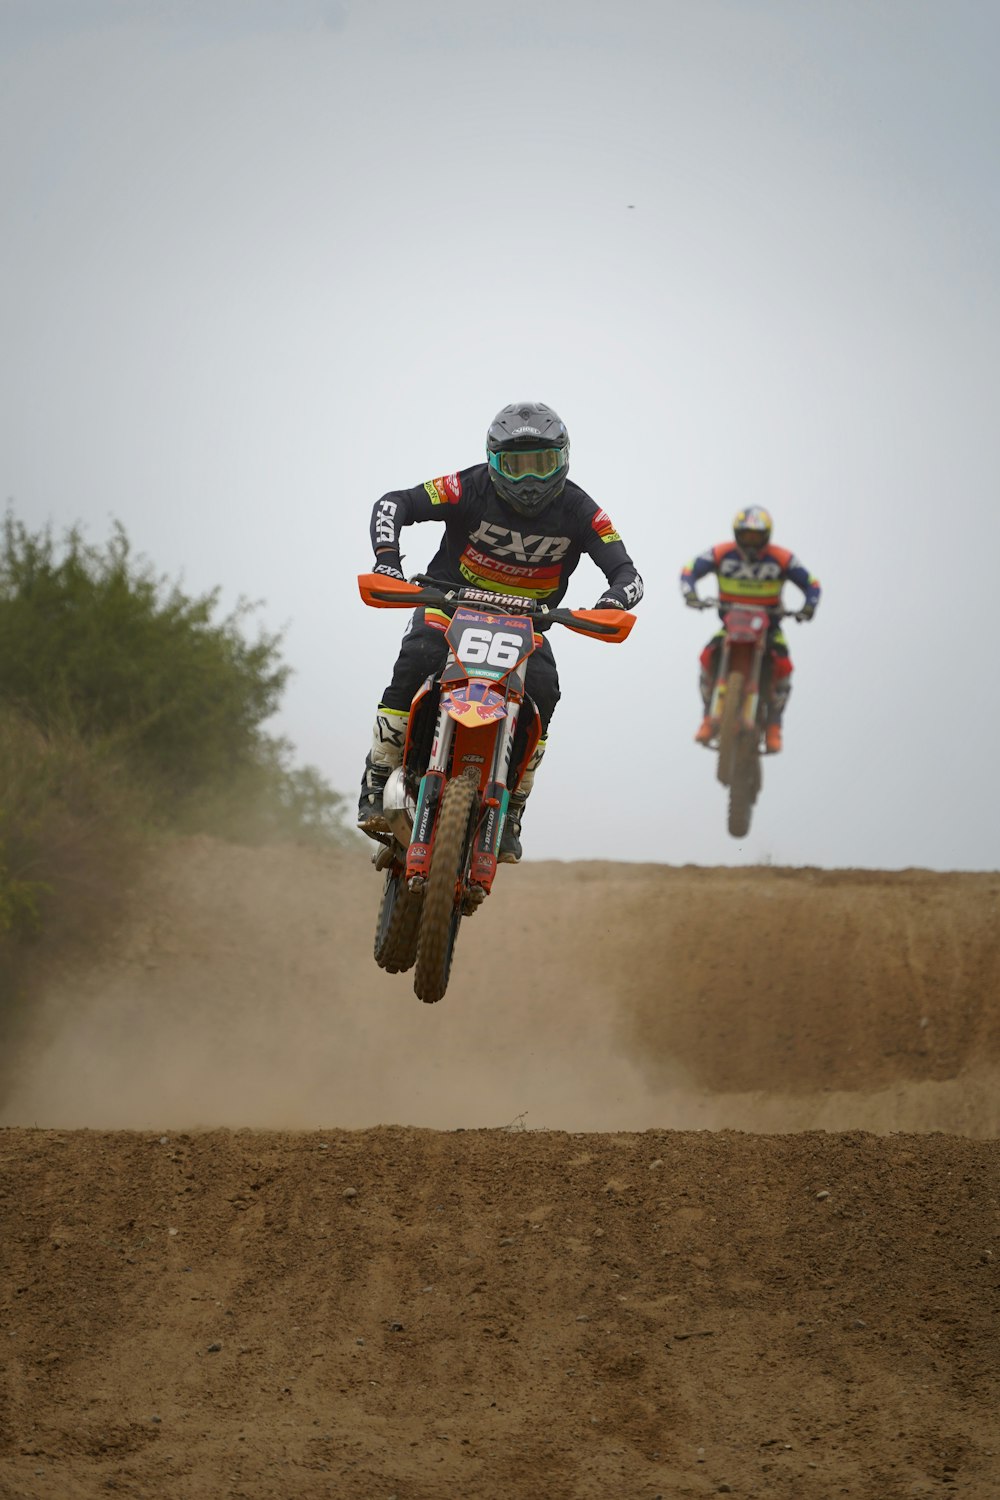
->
<box><xmin>680</xmin><ymin>542</ymin><xmax>821</xmax><ymax>611</ymax></box>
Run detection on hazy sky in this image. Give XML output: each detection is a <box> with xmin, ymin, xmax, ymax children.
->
<box><xmin>2</xmin><ymin>0</ymin><xmax>997</xmax><ymax>870</ymax></box>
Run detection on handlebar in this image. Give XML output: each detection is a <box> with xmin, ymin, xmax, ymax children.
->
<box><xmin>686</xmin><ymin>595</ymin><xmax>810</xmax><ymax>622</ymax></box>
<box><xmin>359</xmin><ymin>572</ymin><xmax>635</xmax><ymax>643</ymax></box>
<box><xmin>408</xmin><ymin>573</ymin><xmax>542</xmax><ymax>615</ymax></box>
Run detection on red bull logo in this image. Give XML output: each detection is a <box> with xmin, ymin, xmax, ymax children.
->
<box><xmin>444</xmin><ymin>685</ymin><xmax>508</xmax><ymax>725</ymax></box>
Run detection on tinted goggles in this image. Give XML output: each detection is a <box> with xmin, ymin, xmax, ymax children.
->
<box><xmin>489</xmin><ymin>447</ymin><xmax>567</xmax><ymax>482</ymax></box>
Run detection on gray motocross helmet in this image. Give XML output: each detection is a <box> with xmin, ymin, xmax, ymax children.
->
<box><xmin>486</xmin><ymin>402</ymin><xmax>570</xmax><ymax>517</ymax></box>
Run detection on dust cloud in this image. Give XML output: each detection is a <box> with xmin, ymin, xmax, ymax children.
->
<box><xmin>2</xmin><ymin>838</ymin><xmax>998</xmax><ymax>1137</ymax></box>
<box><xmin>5</xmin><ymin>839</ymin><xmax>999</xmax><ymax>1500</ymax></box>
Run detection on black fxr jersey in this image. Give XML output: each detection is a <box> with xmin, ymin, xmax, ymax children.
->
<box><xmin>369</xmin><ymin>463</ymin><xmax>644</xmax><ymax>611</ymax></box>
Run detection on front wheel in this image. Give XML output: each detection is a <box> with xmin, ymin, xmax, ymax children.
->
<box><xmin>413</xmin><ymin>770</ymin><xmax>479</xmax><ymax>1005</ymax></box>
<box><xmin>716</xmin><ymin>669</ymin><xmax>743</xmax><ymax>786</ymax></box>
<box><xmin>727</xmin><ymin>737</ymin><xmax>761</xmax><ymax>839</ymax></box>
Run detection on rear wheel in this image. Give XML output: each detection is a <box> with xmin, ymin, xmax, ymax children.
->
<box><xmin>413</xmin><ymin>770</ymin><xmax>479</xmax><ymax>1005</ymax></box>
<box><xmin>716</xmin><ymin>670</ymin><xmax>744</xmax><ymax>786</ymax></box>
<box><xmin>374</xmin><ymin>863</ymin><xmax>421</xmax><ymax>973</ymax></box>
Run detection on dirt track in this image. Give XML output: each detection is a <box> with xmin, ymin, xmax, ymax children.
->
<box><xmin>2</xmin><ymin>841</ymin><xmax>999</xmax><ymax>1498</ymax></box>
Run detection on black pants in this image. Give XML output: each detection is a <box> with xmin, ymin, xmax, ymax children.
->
<box><xmin>381</xmin><ymin>610</ymin><xmax>561</xmax><ymax>733</ymax></box>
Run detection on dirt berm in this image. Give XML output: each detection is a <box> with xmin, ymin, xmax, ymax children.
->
<box><xmin>1</xmin><ymin>840</ymin><xmax>999</xmax><ymax>1498</ymax></box>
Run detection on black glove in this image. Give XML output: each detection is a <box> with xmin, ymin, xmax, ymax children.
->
<box><xmin>373</xmin><ymin>552</ymin><xmax>406</xmax><ymax>583</ymax></box>
<box><xmin>798</xmin><ymin>603</ymin><xmax>816</xmax><ymax>621</ymax></box>
<box><xmin>593</xmin><ymin>594</ymin><xmax>623</xmax><ymax>611</ymax></box>
<box><xmin>683</xmin><ymin>590</ymin><xmax>702</xmax><ymax>608</ymax></box>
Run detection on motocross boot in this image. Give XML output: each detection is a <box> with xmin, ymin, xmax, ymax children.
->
<box><xmin>357</xmin><ymin>755</ymin><xmax>392</xmax><ymax>835</ymax></box>
<box><xmin>357</xmin><ymin>706</ymin><xmax>409</xmax><ymax>838</ymax></box>
<box><xmin>499</xmin><ymin>739</ymin><xmax>545</xmax><ymax>864</ymax></box>
<box><xmin>499</xmin><ymin>791</ymin><xmax>527</xmax><ymax>864</ymax></box>
<box><xmin>765</xmin><ymin>677</ymin><xmax>789</xmax><ymax>755</ymax></box>
<box><xmin>695</xmin><ymin>667</ymin><xmax>715</xmax><ymax>744</ymax></box>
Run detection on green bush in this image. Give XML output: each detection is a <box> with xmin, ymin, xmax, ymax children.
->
<box><xmin>0</xmin><ymin>855</ymin><xmax>45</xmax><ymax>940</ymax></box>
<box><xmin>0</xmin><ymin>512</ymin><xmax>351</xmax><ymax>1005</ymax></box>
<box><xmin>0</xmin><ymin>704</ymin><xmax>148</xmax><ymax>1061</ymax></box>
<box><xmin>0</xmin><ymin>512</ymin><xmax>290</xmax><ymax>800</ymax></box>
<box><xmin>0</xmin><ymin>703</ymin><xmax>142</xmax><ymax>918</ymax></box>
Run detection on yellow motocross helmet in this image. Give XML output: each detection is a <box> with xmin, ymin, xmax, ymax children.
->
<box><xmin>733</xmin><ymin>506</ymin><xmax>773</xmax><ymax>561</ymax></box>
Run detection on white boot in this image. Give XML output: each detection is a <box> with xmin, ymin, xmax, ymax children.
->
<box><xmin>357</xmin><ymin>707</ymin><xmax>409</xmax><ymax>831</ymax></box>
<box><xmin>499</xmin><ymin>739</ymin><xmax>546</xmax><ymax>863</ymax></box>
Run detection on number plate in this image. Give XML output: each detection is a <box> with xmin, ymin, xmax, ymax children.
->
<box><xmin>445</xmin><ymin>608</ymin><xmax>533</xmax><ymax>681</ymax></box>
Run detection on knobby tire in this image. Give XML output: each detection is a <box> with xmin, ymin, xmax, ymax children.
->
<box><xmin>413</xmin><ymin>769</ymin><xmax>479</xmax><ymax>1005</ymax></box>
<box><xmin>716</xmin><ymin>669</ymin><xmax>744</xmax><ymax>787</ymax></box>
<box><xmin>727</xmin><ymin>736</ymin><xmax>762</xmax><ymax>839</ymax></box>
<box><xmin>374</xmin><ymin>863</ymin><xmax>422</xmax><ymax>973</ymax></box>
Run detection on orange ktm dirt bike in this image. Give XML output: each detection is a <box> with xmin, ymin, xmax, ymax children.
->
<box><xmin>358</xmin><ymin>572</ymin><xmax>635</xmax><ymax>1004</ymax></box>
<box><xmin>690</xmin><ymin>597</ymin><xmax>809</xmax><ymax>839</ymax></box>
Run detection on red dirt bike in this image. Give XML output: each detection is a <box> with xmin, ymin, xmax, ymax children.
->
<box><xmin>690</xmin><ymin>598</ymin><xmax>808</xmax><ymax>838</ymax></box>
<box><xmin>358</xmin><ymin>572</ymin><xmax>635</xmax><ymax>1004</ymax></box>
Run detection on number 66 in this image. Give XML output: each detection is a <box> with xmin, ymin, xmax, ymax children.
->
<box><xmin>456</xmin><ymin>627</ymin><xmax>522</xmax><ymax>669</ymax></box>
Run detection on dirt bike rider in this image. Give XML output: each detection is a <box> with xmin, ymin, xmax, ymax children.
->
<box><xmin>680</xmin><ymin>506</ymin><xmax>821</xmax><ymax>754</ymax></box>
<box><xmin>357</xmin><ymin>401</ymin><xmax>644</xmax><ymax>862</ymax></box>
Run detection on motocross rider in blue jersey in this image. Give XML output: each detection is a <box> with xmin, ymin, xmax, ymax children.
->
<box><xmin>680</xmin><ymin>506</ymin><xmax>821</xmax><ymax>753</ymax></box>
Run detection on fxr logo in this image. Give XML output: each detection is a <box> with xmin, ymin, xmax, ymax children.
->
<box><xmin>468</xmin><ymin>521</ymin><xmax>570</xmax><ymax>565</ymax></box>
<box><xmin>720</xmin><ymin>558</ymin><xmax>782</xmax><ymax>581</ymax></box>
<box><xmin>375</xmin><ymin>499</ymin><xmax>397</xmax><ymax>545</ymax></box>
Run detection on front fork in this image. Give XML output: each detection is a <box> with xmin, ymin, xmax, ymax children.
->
<box><xmin>710</xmin><ymin>639</ymin><xmax>767</xmax><ymax>734</ymax></box>
<box><xmin>469</xmin><ymin>702</ymin><xmax>519</xmax><ymax>894</ymax></box>
<box><xmin>404</xmin><ymin>701</ymin><xmax>520</xmax><ymax>895</ymax></box>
